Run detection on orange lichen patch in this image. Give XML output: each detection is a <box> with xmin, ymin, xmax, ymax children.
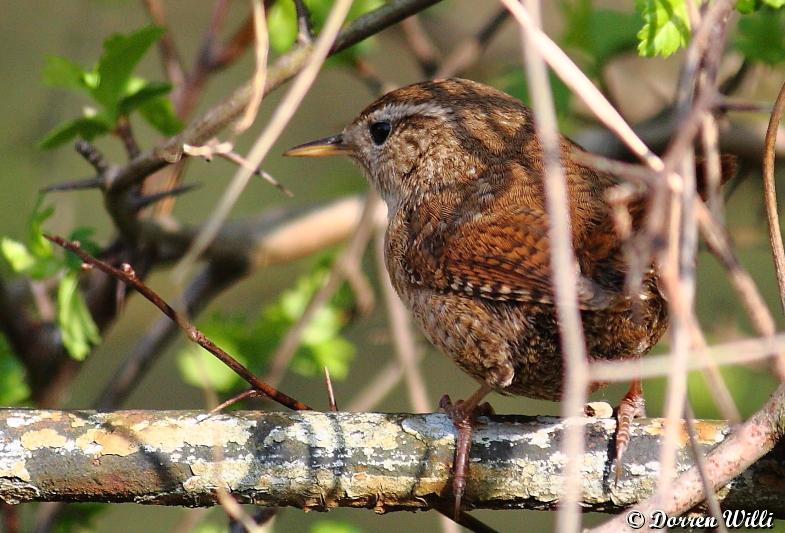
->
<box><xmin>75</xmin><ymin>428</ymin><xmax>138</xmax><ymax>456</ymax></box>
<box><xmin>20</xmin><ymin>428</ymin><xmax>67</xmax><ymax>450</ymax></box>
<box><xmin>137</xmin><ymin>417</ymin><xmax>252</xmax><ymax>453</ymax></box>
<box><xmin>692</xmin><ymin>420</ymin><xmax>728</xmax><ymax>444</ymax></box>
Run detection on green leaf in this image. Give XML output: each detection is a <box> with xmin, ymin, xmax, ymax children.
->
<box><xmin>736</xmin><ymin>0</ymin><xmax>763</xmax><ymax>13</ymax></box>
<box><xmin>311</xmin><ymin>520</ymin><xmax>364</xmax><ymax>533</ymax></box>
<box><xmin>138</xmin><ymin>96</ymin><xmax>183</xmax><ymax>135</ymax></box>
<box><xmin>57</xmin><ymin>272</ymin><xmax>101</xmax><ymax>361</ymax></box>
<box><xmin>39</xmin><ymin>115</ymin><xmax>111</xmax><ymax>149</ymax></box>
<box><xmin>561</xmin><ymin>0</ymin><xmax>639</xmax><ymax>75</ymax></box>
<box><xmin>636</xmin><ymin>0</ymin><xmax>691</xmax><ymax>57</ymax></box>
<box><xmin>92</xmin><ymin>26</ymin><xmax>165</xmax><ymax>110</ymax></box>
<box><xmin>734</xmin><ymin>6</ymin><xmax>785</xmax><ymax>65</ymax></box>
<box><xmin>291</xmin><ymin>336</ymin><xmax>356</xmax><ymax>379</ymax></box>
<box><xmin>28</xmin><ymin>198</ymin><xmax>54</xmax><ymax>258</ymax></box>
<box><xmin>118</xmin><ymin>80</ymin><xmax>172</xmax><ymax>115</ymax></box>
<box><xmin>267</xmin><ymin>0</ymin><xmax>383</xmax><ymax>57</ymax></box>
<box><xmin>0</xmin><ymin>238</ymin><xmax>35</xmax><ymax>273</ymax></box>
<box><xmin>0</xmin><ymin>335</ymin><xmax>30</xmax><ymax>405</ymax></box>
<box><xmin>176</xmin><ymin>343</ymin><xmax>243</xmax><ymax>393</ymax></box>
<box><xmin>268</xmin><ymin>0</ymin><xmax>298</xmax><ymax>53</ymax></box>
<box><xmin>764</xmin><ymin>0</ymin><xmax>785</xmax><ymax>7</ymax></box>
<box><xmin>42</xmin><ymin>55</ymin><xmax>88</xmax><ymax>91</ymax></box>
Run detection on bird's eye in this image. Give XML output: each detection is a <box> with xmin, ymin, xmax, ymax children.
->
<box><xmin>369</xmin><ymin>121</ymin><xmax>392</xmax><ymax>145</ymax></box>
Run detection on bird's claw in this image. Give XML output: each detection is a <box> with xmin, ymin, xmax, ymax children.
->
<box><xmin>613</xmin><ymin>381</ymin><xmax>646</xmax><ymax>484</ymax></box>
<box><xmin>439</xmin><ymin>394</ymin><xmax>493</xmax><ymax>518</ymax></box>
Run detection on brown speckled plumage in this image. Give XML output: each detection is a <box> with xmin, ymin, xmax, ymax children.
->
<box><xmin>287</xmin><ymin>77</ymin><xmax>740</xmax><ymax>509</ymax></box>
<box><xmin>341</xmin><ymin>78</ymin><xmax>667</xmax><ymax>400</ymax></box>
<box><xmin>287</xmin><ymin>79</ymin><xmax>735</xmax><ymax>504</ymax></box>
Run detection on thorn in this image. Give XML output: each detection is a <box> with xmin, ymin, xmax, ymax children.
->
<box><xmin>324</xmin><ymin>367</ymin><xmax>338</xmax><ymax>412</ymax></box>
<box><xmin>217</xmin><ymin>151</ymin><xmax>294</xmax><ymax>197</ymax></box>
<box><xmin>132</xmin><ymin>183</ymin><xmax>202</xmax><ymax>210</ymax></box>
<box><xmin>204</xmin><ymin>389</ymin><xmax>261</xmax><ymax>419</ymax></box>
<box><xmin>40</xmin><ymin>176</ymin><xmax>105</xmax><ymax>194</ymax></box>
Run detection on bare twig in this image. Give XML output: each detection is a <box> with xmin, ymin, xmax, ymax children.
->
<box><xmin>233</xmin><ymin>0</ymin><xmax>269</xmax><ymax>136</ymax></box>
<box><xmin>174</xmin><ymin>0</ymin><xmax>356</xmax><ymax>282</ymax></box>
<box><xmin>511</xmin><ymin>2</ymin><xmax>588</xmax><ymax>532</ymax></box>
<box><xmin>375</xmin><ymin>228</ymin><xmax>430</xmax><ymax>412</ymax></box>
<box><xmin>684</xmin><ymin>404</ymin><xmax>728</xmax><ymax>533</ymax></box>
<box><xmin>45</xmin><ymin>234</ymin><xmax>311</xmax><ymax>411</ymax></box>
<box><xmin>434</xmin><ymin>8</ymin><xmax>508</xmax><ymax>79</ymax></box>
<box><xmin>763</xmin><ymin>77</ymin><xmax>785</xmax><ymax>320</ymax></box>
<box><xmin>75</xmin><ymin>140</ymin><xmax>109</xmax><ymax>174</ymax></box>
<box><xmin>142</xmin><ymin>0</ymin><xmax>186</xmax><ymax>88</ymax></box>
<box><xmin>401</xmin><ymin>15</ymin><xmax>441</xmax><ymax>75</ymax></box>
<box><xmin>294</xmin><ymin>0</ymin><xmax>315</xmax><ymax>44</ymax></box>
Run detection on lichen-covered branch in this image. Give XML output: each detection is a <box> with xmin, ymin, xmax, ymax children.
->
<box><xmin>0</xmin><ymin>409</ymin><xmax>783</xmax><ymax>515</ymax></box>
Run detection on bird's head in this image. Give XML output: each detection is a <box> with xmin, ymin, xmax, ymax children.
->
<box><xmin>285</xmin><ymin>78</ymin><xmax>535</xmax><ymax>211</ymax></box>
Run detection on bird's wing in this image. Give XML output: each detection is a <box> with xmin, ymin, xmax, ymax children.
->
<box><xmin>404</xmin><ymin>208</ymin><xmax>619</xmax><ymax>310</ymax></box>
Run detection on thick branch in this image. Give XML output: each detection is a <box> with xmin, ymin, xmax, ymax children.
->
<box><xmin>0</xmin><ymin>410</ymin><xmax>783</xmax><ymax>515</ymax></box>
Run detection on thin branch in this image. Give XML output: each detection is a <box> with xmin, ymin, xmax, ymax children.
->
<box><xmin>45</xmin><ymin>234</ymin><xmax>311</xmax><ymax>412</ymax></box>
<box><xmin>142</xmin><ymin>0</ymin><xmax>186</xmax><ymax>88</ymax></box>
<box><xmin>374</xmin><ymin>228</ymin><xmax>430</xmax><ymax>412</ymax></box>
<box><xmin>762</xmin><ymin>76</ymin><xmax>785</xmax><ymax>320</ymax></box>
<box><xmin>512</xmin><ymin>3</ymin><xmax>589</xmax><ymax>532</ymax></box>
<box><xmin>401</xmin><ymin>15</ymin><xmax>441</xmax><ymax>76</ymax></box>
<box><xmin>173</xmin><ymin>0</ymin><xmax>355</xmax><ymax>282</ymax></box>
<box><xmin>75</xmin><ymin>140</ymin><xmax>109</xmax><ymax>174</ymax></box>
<box><xmin>434</xmin><ymin>8</ymin><xmax>508</xmax><ymax>79</ymax></box>
<box><xmin>294</xmin><ymin>0</ymin><xmax>315</xmax><ymax>44</ymax></box>
<box><xmin>233</xmin><ymin>0</ymin><xmax>269</xmax><ymax>136</ymax></box>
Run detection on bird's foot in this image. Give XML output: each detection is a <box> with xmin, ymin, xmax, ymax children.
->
<box><xmin>613</xmin><ymin>379</ymin><xmax>646</xmax><ymax>484</ymax></box>
<box><xmin>439</xmin><ymin>394</ymin><xmax>494</xmax><ymax>518</ymax></box>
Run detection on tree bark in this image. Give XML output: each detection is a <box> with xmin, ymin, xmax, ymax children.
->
<box><xmin>0</xmin><ymin>409</ymin><xmax>782</xmax><ymax>515</ymax></box>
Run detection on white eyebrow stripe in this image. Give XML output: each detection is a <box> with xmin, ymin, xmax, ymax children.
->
<box><xmin>369</xmin><ymin>102</ymin><xmax>453</xmax><ymax>123</ymax></box>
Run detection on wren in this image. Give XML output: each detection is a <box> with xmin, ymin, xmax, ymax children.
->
<box><xmin>286</xmin><ymin>78</ymin><xmax>732</xmax><ymax>513</ymax></box>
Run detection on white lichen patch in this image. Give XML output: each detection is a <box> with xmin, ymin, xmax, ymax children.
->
<box><xmin>5</xmin><ymin>412</ymin><xmax>45</xmax><ymax>429</ymax></box>
<box><xmin>0</xmin><ymin>460</ymin><xmax>31</xmax><ymax>483</ymax></box>
<box><xmin>400</xmin><ymin>415</ymin><xmax>455</xmax><ymax>446</ymax></box>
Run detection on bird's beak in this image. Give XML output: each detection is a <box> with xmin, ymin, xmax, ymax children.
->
<box><xmin>283</xmin><ymin>134</ymin><xmax>351</xmax><ymax>157</ymax></box>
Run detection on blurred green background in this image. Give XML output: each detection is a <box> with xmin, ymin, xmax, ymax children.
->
<box><xmin>3</xmin><ymin>0</ymin><xmax>785</xmax><ymax>531</ymax></box>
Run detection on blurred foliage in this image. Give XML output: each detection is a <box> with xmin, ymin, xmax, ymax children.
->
<box><xmin>0</xmin><ymin>200</ymin><xmax>101</xmax><ymax>361</ymax></box>
<box><xmin>311</xmin><ymin>519</ymin><xmax>365</xmax><ymax>533</ymax></box>
<box><xmin>52</xmin><ymin>503</ymin><xmax>106</xmax><ymax>533</ymax></box>
<box><xmin>268</xmin><ymin>0</ymin><xmax>384</xmax><ymax>64</ymax></box>
<box><xmin>734</xmin><ymin>5</ymin><xmax>785</xmax><ymax>65</ymax></box>
<box><xmin>0</xmin><ymin>334</ymin><xmax>30</xmax><ymax>405</ymax></box>
<box><xmin>176</xmin><ymin>255</ymin><xmax>357</xmax><ymax>394</ymax></box>
<box><xmin>560</xmin><ymin>0</ymin><xmax>639</xmax><ymax>77</ymax></box>
<box><xmin>40</xmin><ymin>26</ymin><xmax>182</xmax><ymax>149</ymax></box>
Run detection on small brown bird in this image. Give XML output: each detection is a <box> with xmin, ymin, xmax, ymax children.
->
<box><xmin>286</xmin><ymin>78</ymin><xmax>732</xmax><ymax>513</ymax></box>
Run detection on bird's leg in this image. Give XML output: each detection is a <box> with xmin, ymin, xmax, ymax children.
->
<box><xmin>439</xmin><ymin>383</ymin><xmax>494</xmax><ymax>518</ymax></box>
<box><xmin>613</xmin><ymin>378</ymin><xmax>645</xmax><ymax>483</ymax></box>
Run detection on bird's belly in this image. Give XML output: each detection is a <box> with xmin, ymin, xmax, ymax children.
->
<box><xmin>398</xmin><ymin>284</ymin><xmax>667</xmax><ymax>401</ymax></box>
